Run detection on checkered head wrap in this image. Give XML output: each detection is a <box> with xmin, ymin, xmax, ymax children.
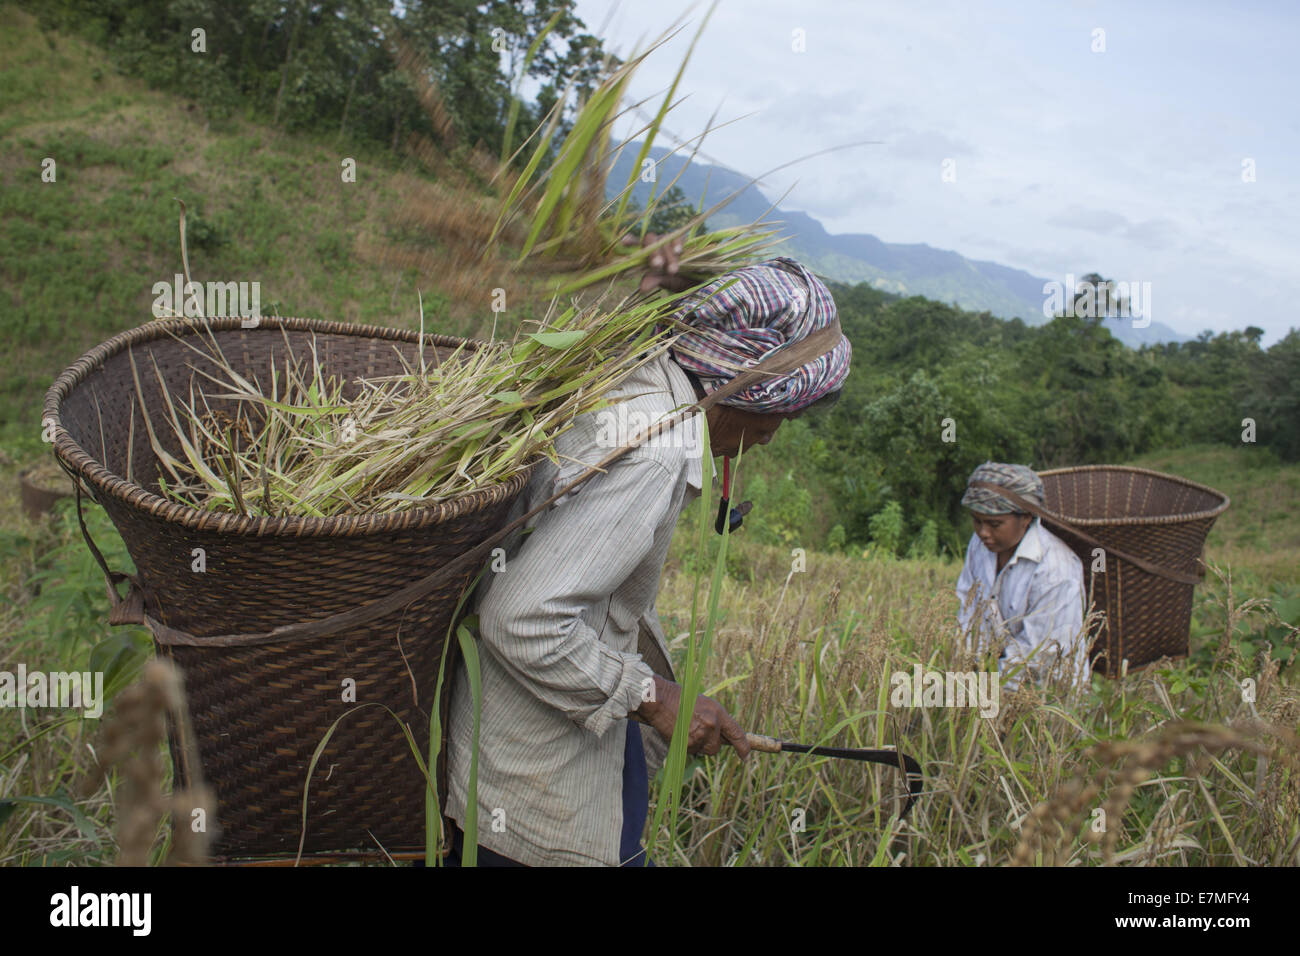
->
<box><xmin>661</xmin><ymin>257</ymin><xmax>851</xmax><ymax>413</ymax></box>
<box><xmin>961</xmin><ymin>462</ymin><xmax>1045</xmax><ymax>515</ymax></box>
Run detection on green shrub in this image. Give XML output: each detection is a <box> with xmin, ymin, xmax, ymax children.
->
<box><xmin>867</xmin><ymin>500</ymin><xmax>904</xmax><ymax>556</ymax></box>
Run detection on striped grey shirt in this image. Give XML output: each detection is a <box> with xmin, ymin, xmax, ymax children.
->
<box><xmin>445</xmin><ymin>351</ymin><xmax>715</xmax><ymax>866</ymax></box>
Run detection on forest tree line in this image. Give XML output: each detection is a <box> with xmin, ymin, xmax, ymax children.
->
<box><xmin>764</xmin><ymin>281</ymin><xmax>1299</xmax><ymax>556</ymax></box>
<box><xmin>25</xmin><ymin>0</ymin><xmax>606</xmax><ymax>163</ymax></box>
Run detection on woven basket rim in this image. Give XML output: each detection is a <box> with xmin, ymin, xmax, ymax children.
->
<box><xmin>1037</xmin><ymin>464</ymin><xmax>1230</xmax><ymax>527</ymax></box>
<box><xmin>43</xmin><ymin>316</ymin><xmax>538</xmax><ymax>537</ymax></box>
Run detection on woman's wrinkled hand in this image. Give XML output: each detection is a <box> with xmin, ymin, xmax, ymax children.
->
<box><xmin>635</xmin><ymin>674</ymin><xmax>751</xmax><ymax>759</ymax></box>
<box><xmin>622</xmin><ymin>231</ymin><xmax>693</xmax><ymax>294</ymax></box>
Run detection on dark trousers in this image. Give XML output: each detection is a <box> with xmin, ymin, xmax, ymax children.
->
<box><xmin>445</xmin><ymin>824</ymin><xmax>526</xmax><ymax>867</ymax></box>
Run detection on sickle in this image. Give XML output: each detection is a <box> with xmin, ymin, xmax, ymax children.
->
<box><xmin>744</xmin><ymin>733</ymin><xmax>924</xmax><ymax>820</ymax></box>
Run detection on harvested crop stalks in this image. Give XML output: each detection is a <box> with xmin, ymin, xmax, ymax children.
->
<box><xmin>134</xmin><ymin>291</ymin><xmax>695</xmax><ymax>517</ymax></box>
<box><xmin>137</xmin><ymin>9</ymin><xmax>782</xmax><ymax>519</ymax></box>
<box><xmin>483</xmin><ymin>11</ymin><xmax>782</xmax><ymax>297</ymax></box>
<box><xmin>372</xmin><ymin>7</ymin><xmax>784</xmax><ymax>302</ymax></box>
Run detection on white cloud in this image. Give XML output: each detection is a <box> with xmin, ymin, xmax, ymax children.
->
<box><xmin>573</xmin><ymin>0</ymin><xmax>1300</xmax><ymax>342</ymax></box>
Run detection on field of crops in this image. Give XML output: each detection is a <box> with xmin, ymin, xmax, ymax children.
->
<box><xmin>2</xmin><ymin>443</ymin><xmax>1296</xmax><ymax>865</ymax></box>
<box><xmin>644</xmin><ymin>454</ymin><xmax>1299</xmax><ymax>865</ymax></box>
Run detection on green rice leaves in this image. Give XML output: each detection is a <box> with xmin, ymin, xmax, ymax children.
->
<box><xmin>139</xmin><ymin>292</ymin><xmax>682</xmax><ymax>517</ymax></box>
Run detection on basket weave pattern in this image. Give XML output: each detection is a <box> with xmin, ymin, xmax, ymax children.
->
<box><xmin>1039</xmin><ymin>466</ymin><xmax>1229</xmax><ymax>674</ymax></box>
<box><xmin>45</xmin><ymin>317</ymin><xmax>536</xmax><ymax>857</ymax></box>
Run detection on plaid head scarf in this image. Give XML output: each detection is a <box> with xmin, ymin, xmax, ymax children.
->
<box><xmin>961</xmin><ymin>462</ymin><xmax>1045</xmax><ymax>515</ymax></box>
<box><xmin>661</xmin><ymin>257</ymin><xmax>851</xmax><ymax>414</ymax></box>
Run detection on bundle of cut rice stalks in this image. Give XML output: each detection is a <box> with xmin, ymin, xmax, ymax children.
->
<box><xmin>141</xmin><ymin>7</ymin><xmax>777</xmax><ymax>519</ymax></box>
<box><xmin>134</xmin><ymin>291</ymin><xmax>691</xmax><ymax>517</ymax></box>
<box><xmin>483</xmin><ymin>8</ymin><xmax>784</xmax><ymax>297</ymax></box>
<box><xmin>374</xmin><ymin>5</ymin><xmax>785</xmax><ymax>303</ymax></box>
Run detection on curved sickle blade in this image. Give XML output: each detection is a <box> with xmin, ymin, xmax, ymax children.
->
<box><xmin>763</xmin><ymin>738</ymin><xmax>924</xmax><ymax>820</ymax></box>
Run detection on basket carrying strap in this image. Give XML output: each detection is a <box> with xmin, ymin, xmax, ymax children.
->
<box><xmin>68</xmin><ymin>478</ymin><xmax>152</xmax><ymax>624</ymax></box>
<box><xmin>78</xmin><ymin>319</ymin><xmax>844</xmax><ymax>647</ymax></box>
<box><xmin>969</xmin><ymin>481</ymin><xmax>1202</xmax><ymax>586</ymax></box>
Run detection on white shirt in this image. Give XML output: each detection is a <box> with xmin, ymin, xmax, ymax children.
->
<box><xmin>446</xmin><ymin>351</ymin><xmax>715</xmax><ymax>866</ymax></box>
<box><xmin>955</xmin><ymin>518</ymin><xmax>1089</xmax><ymax>689</ymax></box>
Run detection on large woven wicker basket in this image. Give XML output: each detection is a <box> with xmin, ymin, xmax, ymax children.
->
<box><xmin>44</xmin><ymin>317</ymin><xmax>538</xmax><ymax>859</ymax></box>
<box><xmin>1038</xmin><ymin>466</ymin><xmax>1230</xmax><ymax>674</ymax></box>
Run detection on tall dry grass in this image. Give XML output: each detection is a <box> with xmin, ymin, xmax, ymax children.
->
<box><xmin>79</xmin><ymin>659</ymin><xmax>214</xmax><ymax>866</ymax></box>
<box><xmin>646</xmin><ymin>529</ymin><xmax>1300</xmax><ymax>866</ymax></box>
<box><xmin>2</xmin><ymin>491</ymin><xmax>1296</xmax><ymax>866</ymax></box>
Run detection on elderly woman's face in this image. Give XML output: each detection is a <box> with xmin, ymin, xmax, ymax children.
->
<box><xmin>971</xmin><ymin>511</ymin><xmax>1032</xmax><ymax>555</ymax></box>
<box><xmin>705</xmin><ymin>404</ymin><xmax>796</xmax><ymax>458</ymax></box>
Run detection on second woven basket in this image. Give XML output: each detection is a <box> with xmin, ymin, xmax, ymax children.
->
<box><xmin>1039</xmin><ymin>465</ymin><xmax>1229</xmax><ymax>674</ymax></box>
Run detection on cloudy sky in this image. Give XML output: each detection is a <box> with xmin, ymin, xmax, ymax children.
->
<box><xmin>570</xmin><ymin>0</ymin><xmax>1299</xmax><ymax>343</ymax></box>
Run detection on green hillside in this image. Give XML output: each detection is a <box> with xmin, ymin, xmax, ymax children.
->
<box><xmin>0</xmin><ymin>5</ymin><xmax>548</xmax><ymax>456</ymax></box>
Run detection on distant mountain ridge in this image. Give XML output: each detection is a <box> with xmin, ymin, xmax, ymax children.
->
<box><xmin>609</xmin><ymin>144</ymin><xmax>1188</xmax><ymax>346</ymax></box>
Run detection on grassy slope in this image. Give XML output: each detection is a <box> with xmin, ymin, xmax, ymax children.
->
<box><xmin>1124</xmin><ymin>444</ymin><xmax>1299</xmax><ymax>593</ymax></box>
<box><xmin>0</xmin><ymin>5</ymin><xmax>566</xmax><ymax>459</ymax></box>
